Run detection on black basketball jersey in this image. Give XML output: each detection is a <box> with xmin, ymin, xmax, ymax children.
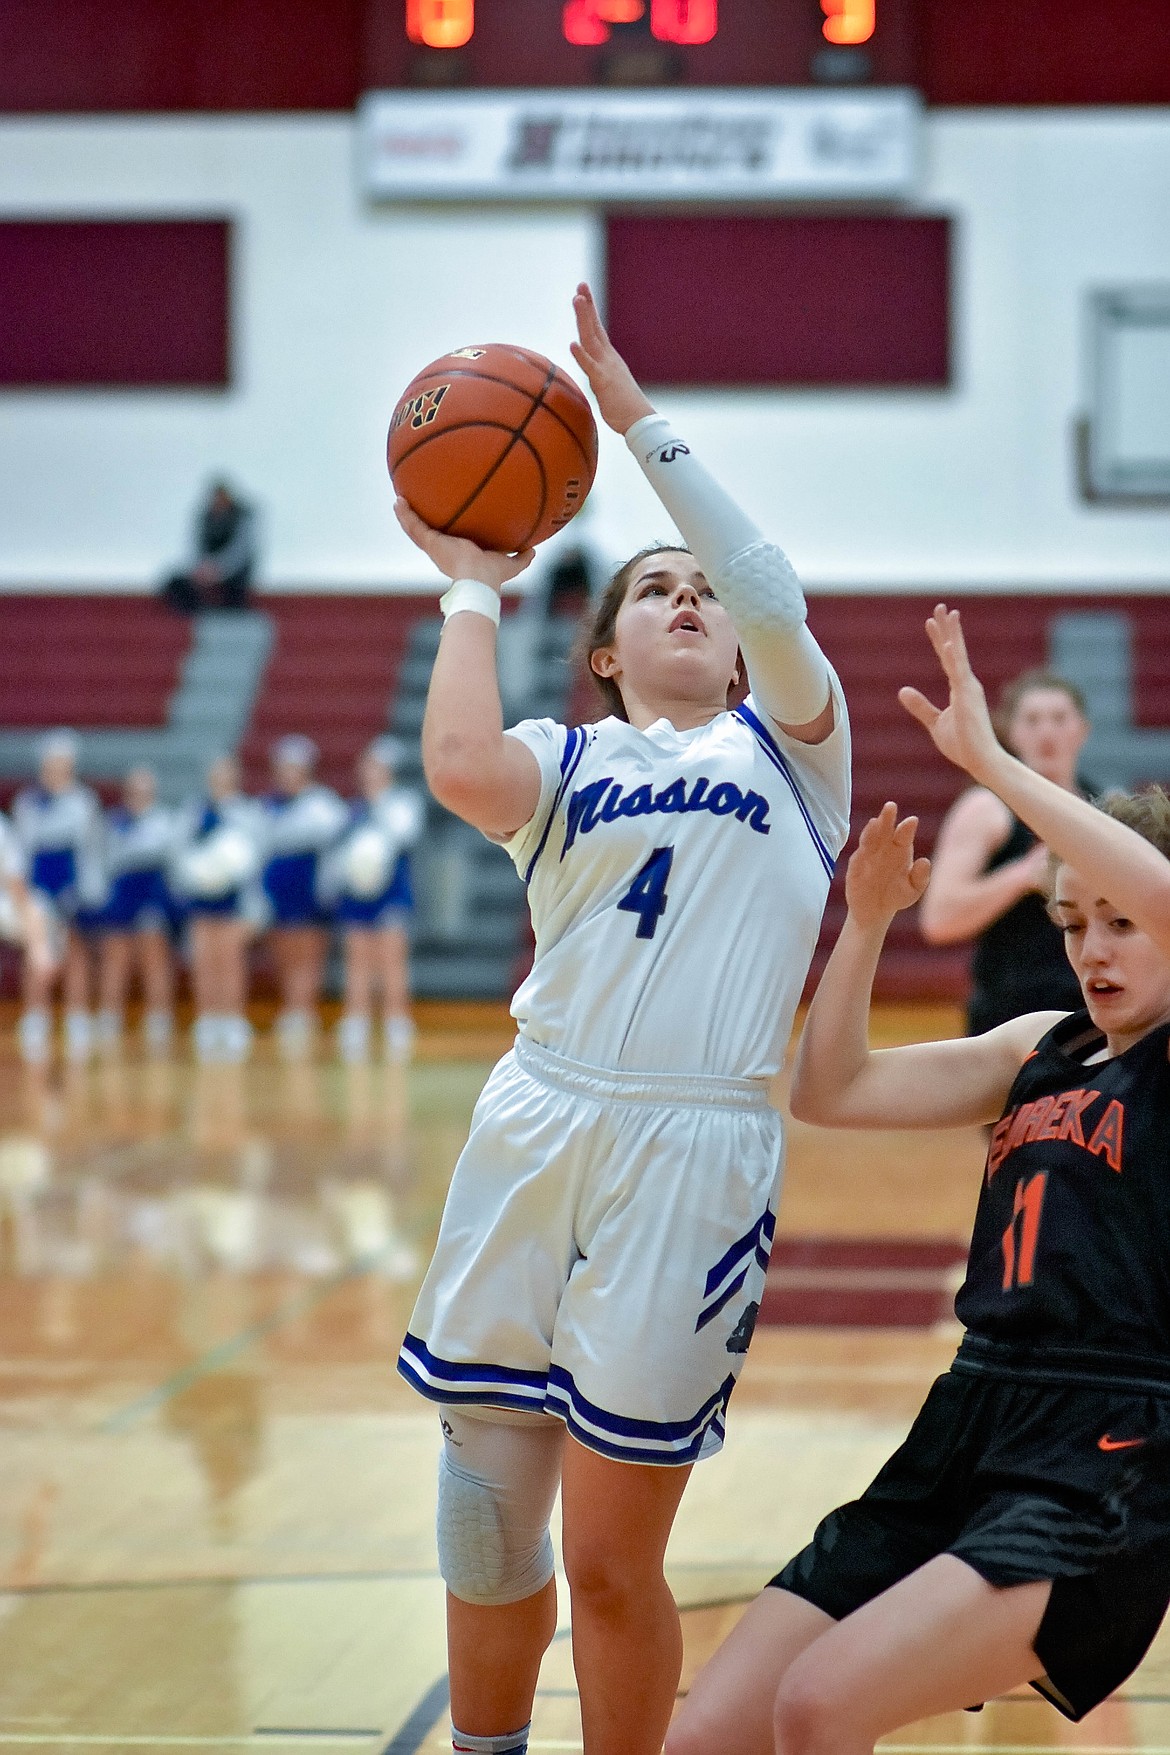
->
<box><xmin>967</xmin><ymin>815</ymin><xmax>1084</xmax><ymax>1034</ymax></box>
<box><xmin>954</xmin><ymin>1010</ymin><xmax>1170</xmax><ymax>1385</ymax></box>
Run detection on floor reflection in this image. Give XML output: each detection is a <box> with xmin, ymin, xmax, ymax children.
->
<box><xmin>0</xmin><ymin>1055</ymin><xmax>430</xmax><ymax>1285</ymax></box>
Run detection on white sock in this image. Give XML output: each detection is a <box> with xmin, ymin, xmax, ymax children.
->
<box><xmin>277</xmin><ymin>1008</ymin><xmax>313</xmax><ymax>1056</ymax></box>
<box><xmin>95</xmin><ymin>1008</ymin><xmax>123</xmax><ymax>1047</ymax></box>
<box><xmin>144</xmin><ymin>1009</ymin><xmax>173</xmax><ymax>1050</ymax></box>
<box><xmin>64</xmin><ymin>1009</ymin><xmax>93</xmax><ymax>1061</ymax></box>
<box><xmin>384</xmin><ymin>1013</ymin><xmax>416</xmax><ymax>1063</ymax></box>
<box><xmin>193</xmin><ymin>1012</ymin><xmax>226</xmax><ymax>1062</ymax></box>
<box><xmin>451</xmin><ymin>1725</ymin><xmax>530</xmax><ymax>1755</ymax></box>
<box><xmin>337</xmin><ymin>1012</ymin><xmax>370</xmax><ymax>1061</ymax></box>
<box><xmin>221</xmin><ymin>1013</ymin><xmax>252</xmax><ymax>1062</ymax></box>
<box><xmin>18</xmin><ymin>1008</ymin><xmax>51</xmax><ymax>1064</ymax></box>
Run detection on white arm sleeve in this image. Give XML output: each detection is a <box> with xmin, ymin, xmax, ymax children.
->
<box><xmin>626</xmin><ymin>413</ymin><xmax>832</xmax><ymax>729</ymax></box>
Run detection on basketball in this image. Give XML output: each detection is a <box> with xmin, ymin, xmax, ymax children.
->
<box><xmin>387</xmin><ymin>343</ymin><xmax>599</xmax><ymax>553</ymax></box>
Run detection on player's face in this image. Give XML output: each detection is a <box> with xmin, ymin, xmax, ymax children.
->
<box><xmin>124</xmin><ymin>768</ymin><xmax>155</xmax><ymax>813</ymax></box>
<box><xmin>1006</xmin><ymin>688</ymin><xmax>1088</xmax><ymax>785</ymax></box>
<box><xmin>39</xmin><ymin>752</ymin><xmax>74</xmax><ymax>793</ymax></box>
<box><xmin>274</xmin><ymin>759</ymin><xmax>309</xmax><ymax>797</ymax></box>
<box><xmin>1052</xmin><ymin>863</ymin><xmax>1170</xmax><ymax>1050</ymax></box>
<box><xmin>207</xmin><ymin>757</ymin><xmax>238</xmax><ymax>801</ymax></box>
<box><xmin>598</xmin><ymin>551</ymin><xmax>740</xmax><ymax>714</ymax></box>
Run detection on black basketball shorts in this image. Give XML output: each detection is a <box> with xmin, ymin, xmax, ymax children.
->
<box><xmin>768</xmin><ymin>1366</ymin><xmax>1170</xmax><ymax>1720</ymax></box>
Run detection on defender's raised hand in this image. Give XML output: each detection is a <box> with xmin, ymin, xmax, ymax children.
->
<box><xmin>898</xmin><ymin>604</ymin><xmax>1005</xmax><ymax>787</ymax></box>
<box><xmin>844</xmin><ymin>803</ymin><xmax>931</xmax><ymax>931</ymax></box>
<box><xmin>570</xmin><ymin>282</ymin><xmax>655</xmax><ymax>435</ymax></box>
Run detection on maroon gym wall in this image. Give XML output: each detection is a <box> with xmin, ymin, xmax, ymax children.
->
<box><xmin>0</xmin><ymin>0</ymin><xmax>362</xmax><ymax>112</ymax></box>
<box><xmin>0</xmin><ymin>220</ymin><xmax>231</xmax><ymax>389</ymax></box>
<box><xmin>604</xmin><ymin>214</ymin><xmax>951</xmax><ymax>389</ymax></box>
<box><xmin>921</xmin><ymin>0</ymin><xmax>1170</xmax><ymax>107</ymax></box>
<box><xmin>1</xmin><ymin>0</ymin><xmax>1167</xmax><ymax>111</ymax></box>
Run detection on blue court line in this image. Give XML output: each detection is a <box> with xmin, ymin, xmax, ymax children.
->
<box><xmin>100</xmin><ymin>1251</ymin><xmax>390</xmax><ymax>1435</ymax></box>
<box><xmin>380</xmin><ymin>1631</ymin><xmax>574</xmax><ymax>1755</ymax></box>
<box><xmin>379</xmin><ymin>1677</ymin><xmax>450</xmax><ymax>1755</ymax></box>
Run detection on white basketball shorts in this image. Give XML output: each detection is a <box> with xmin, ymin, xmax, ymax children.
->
<box><xmin>398</xmin><ymin>1036</ymin><xmax>782</xmax><ymax>1465</ymax></box>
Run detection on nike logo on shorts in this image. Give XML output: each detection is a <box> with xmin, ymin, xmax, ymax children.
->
<box><xmin>1097</xmin><ymin>1433</ymin><xmax>1146</xmax><ymax>1451</ymax></box>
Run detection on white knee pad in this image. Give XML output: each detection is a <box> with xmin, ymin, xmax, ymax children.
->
<box><xmin>436</xmin><ymin>1406</ymin><xmax>563</xmax><ymax>1607</ymax></box>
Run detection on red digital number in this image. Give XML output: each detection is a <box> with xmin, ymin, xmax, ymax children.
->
<box><xmin>563</xmin><ymin>1</ymin><xmax>646</xmax><ymax>46</ymax></box>
<box><xmin>821</xmin><ymin>0</ymin><xmax>875</xmax><ymax>45</ymax></box>
<box><xmin>563</xmin><ymin>0</ymin><xmax>716</xmax><ymax>46</ymax></box>
<box><xmin>651</xmin><ymin>0</ymin><xmax>717</xmax><ymax>43</ymax></box>
<box><xmin>407</xmin><ymin>0</ymin><xmax>474</xmax><ymax>50</ymax></box>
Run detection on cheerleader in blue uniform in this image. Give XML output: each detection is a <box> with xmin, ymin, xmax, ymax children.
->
<box><xmin>328</xmin><ymin>736</ymin><xmax>424</xmax><ymax>1063</ymax></box>
<box><xmin>259</xmin><ymin>736</ymin><xmax>347</xmax><ymax>1057</ymax></box>
<box><xmin>172</xmin><ymin>754</ymin><xmax>263</xmax><ymax>1063</ymax></box>
<box><xmin>0</xmin><ymin>811</ymin><xmax>54</xmax><ymax>1007</ymax></box>
<box><xmin>11</xmin><ymin>730</ymin><xmax>104</xmax><ymax>1063</ymax></box>
<box><xmin>95</xmin><ymin>767</ymin><xmax>178</xmax><ymax>1053</ymax></box>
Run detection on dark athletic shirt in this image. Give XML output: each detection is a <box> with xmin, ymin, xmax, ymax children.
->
<box><xmin>967</xmin><ymin>812</ymin><xmax>1085</xmax><ymax>1035</ymax></box>
<box><xmin>954</xmin><ymin>1010</ymin><xmax>1170</xmax><ymax>1389</ymax></box>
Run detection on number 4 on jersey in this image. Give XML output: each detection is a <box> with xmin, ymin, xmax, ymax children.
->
<box><xmin>617</xmin><ymin>846</ymin><xmax>674</xmax><ymax>940</ymax></box>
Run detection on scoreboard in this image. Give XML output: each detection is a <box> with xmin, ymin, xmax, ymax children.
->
<box><xmin>407</xmin><ymin>1</ymin><xmax>879</xmax><ymax>51</ymax></box>
<box><xmin>408</xmin><ymin>2</ymin><xmax>725</xmax><ymax>48</ymax></box>
<box><xmin>372</xmin><ymin>0</ymin><xmax>918</xmax><ymax>89</ymax></box>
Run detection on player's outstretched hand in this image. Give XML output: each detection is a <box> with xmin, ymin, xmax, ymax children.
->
<box><xmin>570</xmin><ymin>282</ymin><xmax>655</xmax><ymax>436</ymax></box>
<box><xmin>898</xmin><ymin>604</ymin><xmax>1004</xmax><ymax>786</ymax></box>
<box><xmin>394</xmin><ymin>498</ymin><xmax>535</xmax><ymax>592</ymax></box>
<box><xmin>845</xmin><ymin>802</ymin><xmax>931</xmax><ymax>931</ymax></box>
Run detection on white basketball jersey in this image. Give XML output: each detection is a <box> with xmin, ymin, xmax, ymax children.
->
<box><xmin>502</xmin><ymin>684</ymin><xmax>851</xmax><ymax>1082</ymax></box>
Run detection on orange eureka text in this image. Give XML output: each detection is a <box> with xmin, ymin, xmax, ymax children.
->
<box><xmin>986</xmin><ymin>1090</ymin><xmax>1125</xmax><ymax>1181</ymax></box>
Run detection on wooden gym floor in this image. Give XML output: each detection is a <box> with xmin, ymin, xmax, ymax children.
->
<box><xmin>0</xmin><ymin>1000</ymin><xmax>1164</xmax><ymax>1754</ymax></box>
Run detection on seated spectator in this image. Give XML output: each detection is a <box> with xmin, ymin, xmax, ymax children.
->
<box><xmin>162</xmin><ymin>478</ymin><xmax>258</xmax><ymax>613</ymax></box>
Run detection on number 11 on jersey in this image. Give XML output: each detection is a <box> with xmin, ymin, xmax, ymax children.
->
<box><xmin>617</xmin><ymin>846</ymin><xmax>674</xmax><ymax>940</ymax></box>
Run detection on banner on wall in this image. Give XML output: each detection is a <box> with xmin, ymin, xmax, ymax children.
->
<box><xmin>357</xmin><ymin>88</ymin><xmax>921</xmax><ymax>203</ymax></box>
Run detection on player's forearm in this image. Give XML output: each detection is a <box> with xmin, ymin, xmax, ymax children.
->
<box><xmin>741</xmin><ymin>625</ymin><xmax>832</xmax><ymax>730</ymax></box>
<box><xmin>919</xmin><ymin>858</ymin><xmax>1038</xmax><ymax>945</ymax></box>
<box><xmin>626</xmin><ymin>413</ymin><xmax>763</xmax><ymax>567</ymax></box>
<box><xmin>422</xmin><ymin>613</ymin><xmax>507</xmax><ymax>799</ymax></box>
<box><xmin>982</xmin><ymin>750</ymin><xmax>1170</xmax><ymax>951</ymax></box>
<box><xmin>790</xmin><ymin>912</ymin><xmax>891</xmax><ymax>1125</ymax></box>
<box><xmin>625</xmin><ymin>414</ymin><xmax>829</xmax><ymax>725</ymax></box>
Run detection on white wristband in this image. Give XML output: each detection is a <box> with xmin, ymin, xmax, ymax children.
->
<box><xmin>439</xmin><ymin>579</ymin><xmax>502</xmax><ymax>626</ymax></box>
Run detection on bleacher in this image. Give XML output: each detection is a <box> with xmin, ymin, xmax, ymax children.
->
<box><xmin>238</xmin><ymin>596</ymin><xmax>431</xmax><ymax>793</ymax></box>
<box><xmin>0</xmin><ymin>594</ymin><xmax>271</xmax><ymax>803</ymax></box>
<box><xmin>3</xmin><ymin>589</ymin><xmax>1168</xmax><ymax>1001</ymax></box>
<box><xmin>565</xmin><ymin>589</ymin><xmax>1170</xmax><ymax>1001</ymax></box>
<box><xmin>0</xmin><ymin>596</ymin><xmax>190</xmax><ymax>729</ymax></box>
<box><xmin>0</xmin><ymin>596</ymin><xmax>191</xmax><ymax>800</ymax></box>
<box><xmin>807</xmin><ymin>592</ymin><xmax>1170</xmax><ymax>997</ymax></box>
